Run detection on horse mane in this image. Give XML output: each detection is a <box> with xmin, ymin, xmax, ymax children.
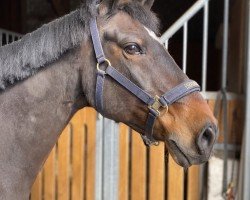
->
<box><xmin>0</xmin><ymin>1</ymin><xmax>159</xmax><ymax>91</ymax></box>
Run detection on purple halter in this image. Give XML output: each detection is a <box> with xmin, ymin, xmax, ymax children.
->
<box><xmin>89</xmin><ymin>17</ymin><xmax>200</xmax><ymax>146</ymax></box>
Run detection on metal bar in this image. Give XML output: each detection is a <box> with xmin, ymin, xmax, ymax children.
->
<box><xmin>183</xmin><ymin>22</ymin><xmax>188</xmax><ymax>73</ymax></box>
<box><xmin>164</xmin><ymin>40</ymin><xmax>169</xmax><ymax>50</ymax></box>
<box><xmin>95</xmin><ymin>115</ymin><xmax>119</xmax><ymax>200</ymax></box>
<box><xmin>222</xmin><ymin>0</ymin><xmax>229</xmax><ymax>89</ymax></box>
<box><xmin>222</xmin><ymin>90</ymin><xmax>228</xmax><ymax>194</ymax></box>
<box><xmin>0</xmin><ymin>29</ymin><xmax>22</xmax><ymax>47</ymax></box>
<box><xmin>214</xmin><ymin>143</ymin><xmax>241</xmax><ymax>152</ymax></box>
<box><xmin>202</xmin><ymin>1</ymin><xmax>209</xmax><ymax>92</ymax></box>
<box><xmin>95</xmin><ymin>114</ymin><xmax>104</xmax><ymax>200</ymax></box>
<box><xmin>103</xmin><ymin>119</ymin><xmax>119</xmax><ymax>200</ymax></box>
<box><xmin>220</xmin><ymin>0</ymin><xmax>229</xmax><ymax>194</ymax></box>
<box><xmin>0</xmin><ymin>28</ymin><xmax>22</xmax><ymax>38</ymax></box>
<box><xmin>0</xmin><ymin>31</ymin><xmax>2</xmax><ymax>47</ymax></box>
<box><xmin>6</xmin><ymin>33</ymin><xmax>9</xmax><ymax>44</ymax></box>
<box><xmin>160</xmin><ymin>0</ymin><xmax>210</xmax><ymax>42</ymax></box>
<box><xmin>200</xmin><ymin>91</ymin><xmax>243</xmax><ymax>100</ymax></box>
<box><xmin>213</xmin><ymin>143</ymin><xmax>241</xmax><ymax>152</ymax></box>
<box><xmin>242</xmin><ymin>1</ymin><xmax>250</xmax><ymax>199</ymax></box>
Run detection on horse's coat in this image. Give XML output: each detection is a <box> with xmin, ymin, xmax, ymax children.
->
<box><xmin>0</xmin><ymin>2</ymin><xmax>159</xmax><ymax>91</ymax></box>
<box><xmin>0</xmin><ymin>0</ymin><xmax>217</xmax><ymax>199</ymax></box>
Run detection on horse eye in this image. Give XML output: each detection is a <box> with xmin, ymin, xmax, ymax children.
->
<box><xmin>124</xmin><ymin>44</ymin><xmax>142</xmax><ymax>55</ymax></box>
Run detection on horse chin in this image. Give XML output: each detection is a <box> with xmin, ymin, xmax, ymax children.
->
<box><xmin>165</xmin><ymin>140</ymin><xmax>211</xmax><ymax>169</ymax></box>
<box><xmin>166</xmin><ymin>140</ymin><xmax>192</xmax><ymax>169</ymax></box>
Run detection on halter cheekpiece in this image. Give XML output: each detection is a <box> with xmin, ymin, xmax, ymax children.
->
<box><xmin>89</xmin><ymin>16</ymin><xmax>200</xmax><ymax>146</ymax></box>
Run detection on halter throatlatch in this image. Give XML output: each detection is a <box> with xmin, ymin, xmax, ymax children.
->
<box><xmin>89</xmin><ymin>17</ymin><xmax>200</xmax><ymax>146</ymax></box>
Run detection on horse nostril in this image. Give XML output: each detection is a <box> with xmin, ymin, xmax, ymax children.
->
<box><xmin>196</xmin><ymin>126</ymin><xmax>216</xmax><ymax>155</ymax></box>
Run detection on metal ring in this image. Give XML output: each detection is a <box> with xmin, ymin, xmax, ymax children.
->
<box><xmin>164</xmin><ymin>105</ymin><xmax>169</xmax><ymax>113</ymax></box>
<box><xmin>153</xmin><ymin>141</ymin><xmax>160</xmax><ymax>146</ymax></box>
<box><xmin>148</xmin><ymin>101</ymin><xmax>169</xmax><ymax>116</ymax></box>
<box><xmin>96</xmin><ymin>59</ymin><xmax>111</xmax><ymax>74</ymax></box>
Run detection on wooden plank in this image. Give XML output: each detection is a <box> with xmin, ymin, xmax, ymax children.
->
<box><xmin>187</xmin><ymin>165</ymin><xmax>200</xmax><ymax>200</ymax></box>
<box><xmin>43</xmin><ymin>148</ymin><xmax>56</xmax><ymax>200</ymax></box>
<box><xmin>167</xmin><ymin>155</ymin><xmax>184</xmax><ymax>200</ymax></box>
<box><xmin>149</xmin><ymin>143</ymin><xmax>165</xmax><ymax>200</ymax></box>
<box><xmin>207</xmin><ymin>98</ymin><xmax>243</xmax><ymax>144</ymax></box>
<box><xmin>85</xmin><ymin>108</ymin><xmax>96</xmax><ymax>200</ymax></box>
<box><xmin>30</xmin><ymin>172</ymin><xmax>42</xmax><ymax>200</ymax></box>
<box><xmin>71</xmin><ymin>109</ymin><xmax>86</xmax><ymax>200</ymax></box>
<box><xmin>207</xmin><ymin>99</ymin><xmax>215</xmax><ymax>111</ymax></box>
<box><xmin>207</xmin><ymin>99</ymin><xmax>225</xmax><ymax>143</ymax></box>
<box><xmin>57</xmin><ymin>125</ymin><xmax>71</xmax><ymax>200</ymax></box>
<box><xmin>119</xmin><ymin>124</ymin><xmax>130</xmax><ymax>200</ymax></box>
<box><xmin>227</xmin><ymin>99</ymin><xmax>244</xmax><ymax>144</ymax></box>
<box><xmin>131</xmin><ymin>131</ymin><xmax>147</xmax><ymax>200</ymax></box>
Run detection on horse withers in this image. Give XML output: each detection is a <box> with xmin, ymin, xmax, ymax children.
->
<box><xmin>0</xmin><ymin>0</ymin><xmax>217</xmax><ymax>199</ymax></box>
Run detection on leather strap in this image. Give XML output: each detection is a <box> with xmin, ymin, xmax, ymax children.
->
<box><xmin>144</xmin><ymin>80</ymin><xmax>200</xmax><ymax>145</ymax></box>
<box><xmin>106</xmin><ymin>66</ymin><xmax>155</xmax><ymax>105</ymax></box>
<box><xmin>160</xmin><ymin>80</ymin><xmax>200</xmax><ymax>106</ymax></box>
<box><xmin>90</xmin><ymin>17</ymin><xmax>106</xmax><ymax>112</ymax></box>
<box><xmin>95</xmin><ymin>70</ymin><xmax>106</xmax><ymax>112</ymax></box>
<box><xmin>90</xmin><ymin>18</ymin><xmax>106</xmax><ymax>64</ymax></box>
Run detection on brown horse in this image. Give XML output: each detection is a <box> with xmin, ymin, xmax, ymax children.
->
<box><xmin>0</xmin><ymin>0</ymin><xmax>217</xmax><ymax>199</ymax></box>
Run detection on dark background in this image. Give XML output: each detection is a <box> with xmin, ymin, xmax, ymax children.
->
<box><xmin>0</xmin><ymin>0</ymin><xmax>245</xmax><ymax>92</ymax></box>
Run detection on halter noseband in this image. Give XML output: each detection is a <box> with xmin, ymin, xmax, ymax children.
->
<box><xmin>89</xmin><ymin>17</ymin><xmax>200</xmax><ymax>146</ymax></box>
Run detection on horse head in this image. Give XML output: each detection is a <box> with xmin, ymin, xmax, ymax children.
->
<box><xmin>81</xmin><ymin>0</ymin><xmax>218</xmax><ymax>168</ymax></box>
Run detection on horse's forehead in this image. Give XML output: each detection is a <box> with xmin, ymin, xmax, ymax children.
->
<box><xmin>106</xmin><ymin>12</ymin><xmax>145</xmax><ymax>31</ymax></box>
<box><xmin>106</xmin><ymin>13</ymin><xmax>161</xmax><ymax>44</ymax></box>
<box><xmin>143</xmin><ymin>26</ymin><xmax>161</xmax><ymax>44</ymax></box>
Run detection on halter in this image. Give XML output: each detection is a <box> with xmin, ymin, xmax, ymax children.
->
<box><xmin>89</xmin><ymin>17</ymin><xmax>200</xmax><ymax>146</ymax></box>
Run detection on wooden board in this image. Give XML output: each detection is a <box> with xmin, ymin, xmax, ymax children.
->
<box><xmin>131</xmin><ymin>130</ymin><xmax>147</xmax><ymax>200</ymax></box>
<box><xmin>149</xmin><ymin>143</ymin><xmax>165</xmax><ymax>200</ymax></box>
<box><xmin>43</xmin><ymin>148</ymin><xmax>56</xmax><ymax>200</ymax></box>
<box><xmin>57</xmin><ymin>125</ymin><xmax>71</xmax><ymax>200</ymax></box>
<box><xmin>167</xmin><ymin>155</ymin><xmax>184</xmax><ymax>200</ymax></box>
<box><xmin>119</xmin><ymin>124</ymin><xmax>130</xmax><ymax>200</ymax></box>
<box><xmin>207</xmin><ymin>99</ymin><xmax>243</xmax><ymax>144</ymax></box>
<box><xmin>30</xmin><ymin>173</ymin><xmax>42</xmax><ymax>200</ymax></box>
<box><xmin>84</xmin><ymin>108</ymin><xmax>96</xmax><ymax>200</ymax></box>
<box><xmin>187</xmin><ymin>165</ymin><xmax>200</xmax><ymax>200</ymax></box>
<box><xmin>71</xmin><ymin>110</ymin><xmax>86</xmax><ymax>200</ymax></box>
<box><xmin>30</xmin><ymin>98</ymin><xmax>243</xmax><ymax>199</ymax></box>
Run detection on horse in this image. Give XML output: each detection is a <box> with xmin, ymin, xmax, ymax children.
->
<box><xmin>0</xmin><ymin>0</ymin><xmax>217</xmax><ymax>199</ymax></box>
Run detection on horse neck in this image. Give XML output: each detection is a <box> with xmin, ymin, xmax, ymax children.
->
<box><xmin>0</xmin><ymin>46</ymin><xmax>90</xmax><ymax>199</ymax></box>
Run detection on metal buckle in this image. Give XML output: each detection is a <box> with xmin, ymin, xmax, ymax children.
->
<box><xmin>96</xmin><ymin>59</ymin><xmax>111</xmax><ymax>74</ymax></box>
<box><xmin>148</xmin><ymin>96</ymin><xmax>168</xmax><ymax>116</ymax></box>
<box><xmin>152</xmin><ymin>141</ymin><xmax>160</xmax><ymax>146</ymax></box>
<box><xmin>140</xmin><ymin>134</ymin><xmax>160</xmax><ymax>147</ymax></box>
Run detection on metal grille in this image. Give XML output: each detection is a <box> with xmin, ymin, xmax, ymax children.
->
<box><xmin>0</xmin><ymin>28</ymin><xmax>22</xmax><ymax>46</ymax></box>
<box><xmin>160</xmin><ymin>0</ymin><xmax>229</xmax><ymax>93</ymax></box>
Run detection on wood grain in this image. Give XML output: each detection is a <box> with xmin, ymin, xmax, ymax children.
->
<box><xmin>187</xmin><ymin>165</ymin><xmax>200</xmax><ymax>200</ymax></box>
<box><xmin>131</xmin><ymin>131</ymin><xmax>147</xmax><ymax>200</ymax></box>
<box><xmin>119</xmin><ymin>124</ymin><xmax>130</xmax><ymax>200</ymax></box>
<box><xmin>43</xmin><ymin>148</ymin><xmax>56</xmax><ymax>200</ymax></box>
<box><xmin>71</xmin><ymin>110</ymin><xmax>86</xmax><ymax>200</ymax></box>
<box><xmin>149</xmin><ymin>143</ymin><xmax>165</xmax><ymax>200</ymax></box>
<box><xmin>57</xmin><ymin>125</ymin><xmax>71</xmax><ymax>200</ymax></box>
<box><xmin>167</xmin><ymin>155</ymin><xmax>184</xmax><ymax>200</ymax></box>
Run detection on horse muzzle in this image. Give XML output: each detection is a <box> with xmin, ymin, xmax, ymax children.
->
<box><xmin>165</xmin><ymin>123</ymin><xmax>218</xmax><ymax>169</ymax></box>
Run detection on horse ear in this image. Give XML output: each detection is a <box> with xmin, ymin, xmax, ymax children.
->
<box><xmin>98</xmin><ymin>0</ymin><xmax>154</xmax><ymax>15</ymax></box>
<box><xmin>138</xmin><ymin>0</ymin><xmax>154</xmax><ymax>9</ymax></box>
<box><xmin>98</xmin><ymin>0</ymin><xmax>129</xmax><ymax>15</ymax></box>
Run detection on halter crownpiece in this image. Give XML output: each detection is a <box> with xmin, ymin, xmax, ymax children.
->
<box><xmin>89</xmin><ymin>17</ymin><xmax>200</xmax><ymax>146</ymax></box>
